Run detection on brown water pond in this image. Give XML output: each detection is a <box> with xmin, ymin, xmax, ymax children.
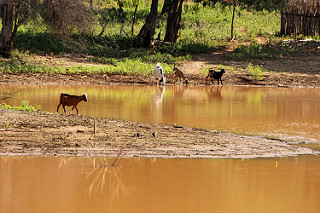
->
<box><xmin>1</xmin><ymin>156</ymin><xmax>320</xmax><ymax>213</ymax></box>
<box><xmin>1</xmin><ymin>84</ymin><xmax>320</xmax><ymax>143</ymax></box>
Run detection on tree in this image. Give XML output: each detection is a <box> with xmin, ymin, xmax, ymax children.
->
<box><xmin>0</xmin><ymin>0</ymin><xmax>36</xmax><ymax>58</ymax></box>
<box><xmin>0</xmin><ymin>0</ymin><xmax>95</xmax><ymax>58</ymax></box>
<box><xmin>230</xmin><ymin>0</ymin><xmax>237</xmax><ymax>40</ymax></box>
<box><xmin>164</xmin><ymin>0</ymin><xmax>184</xmax><ymax>43</ymax></box>
<box><xmin>135</xmin><ymin>0</ymin><xmax>158</xmax><ymax>48</ymax></box>
<box><xmin>161</xmin><ymin>0</ymin><xmax>171</xmax><ymax>15</ymax></box>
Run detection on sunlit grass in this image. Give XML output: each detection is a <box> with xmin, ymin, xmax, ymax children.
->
<box><xmin>0</xmin><ymin>100</ymin><xmax>40</xmax><ymax>112</ymax></box>
<box><xmin>0</xmin><ymin>50</ymin><xmax>175</xmax><ymax>76</ymax></box>
<box><xmin>247</xmin><ymin>63</ymin><xmax>265</xmax><ymax>80</ymax></box>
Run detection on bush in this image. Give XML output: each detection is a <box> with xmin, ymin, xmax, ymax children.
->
<box><xmin>247</xmin><ymin>63</ymin><xmax>264</xmax><ymax>80</ymax></box>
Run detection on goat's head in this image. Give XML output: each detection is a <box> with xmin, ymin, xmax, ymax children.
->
<box><xmin>221</xmin><ymin>69</ymin><xmax>225</xmax><ymax>73</ymax></box>
<box><xmin>155</xmin><ymin>64</ymin><xmax>162</xmax><ymax>70</ymax></box>
<box><xmin>83</xmin><ymin>94</ymin><xmax>88</xmax><ymax>102</ymax></box>
<box><xmin>184</xmin><ymin>78</ymin><xmax>189</xmax><ymax>85</ymax></box>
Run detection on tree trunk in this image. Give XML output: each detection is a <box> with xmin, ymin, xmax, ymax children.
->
<box><xmin>131</xmin><ymin>4</ymin><xmax>138</xmax><ymax>36</ymax></box>
<box><xmin>161</xmin><ymin>0</ymin><xmax>171</xmax><ymax>15</ymax></box>
<box><xmin>0</xmin><ymin>0</ymin><xmax>14</xmax><ymax>58</ymax></box>
<box><xmin>230</xmin><ymin>0</ymin><xmax>237</xmax><ymax>41</ymax></box>
<box><xmin>164</xmin><ymin>0</ymin><xmax>183</xmax><ymax>43</ymax></box>
<box><xmin>135</xmin><ymin>0</ymin><xmax>158</xmax><ymax>48</ymax></box>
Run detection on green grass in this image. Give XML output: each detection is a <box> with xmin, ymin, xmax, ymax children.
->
<box><xmin>247</xmin><ymin>63</ymin><xmax>264</xmax><ymax>80</ymax></box>
<box><xmin>0</xmin><ymin>49</ymin><xmax>178</xmax><ymax>76</ymax></box>
<box><xmin>180</xmin><ymin>2</ymin><xmax>279</xmax><ymax>44</ymax></box>
<box><xmin>225</xmin><ymin>42</ymin><xmax>296</xmax><ymax>60</ymax></box>
<box><xmin>0</xmin><ymin>100</ymin><xmax>40</xmax><ymax>112</ymax></box>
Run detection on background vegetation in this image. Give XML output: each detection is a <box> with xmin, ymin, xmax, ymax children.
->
<box><xmin>0</xmin><ymin>0</ymin><xmax>308</xmax><ymax>76</ymax></box>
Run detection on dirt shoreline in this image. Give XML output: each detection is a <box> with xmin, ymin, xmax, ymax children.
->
<box><xmin>0</xmin><ymin>109</ymin><xmax>318</xmax><ymax>158</ymax></box>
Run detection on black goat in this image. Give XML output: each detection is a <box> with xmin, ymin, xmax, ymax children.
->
<box><xmin>57</xmin><ymin>93</ymin><xmax>87</xmax><ymax>114</ymax></box>
<box><xmin>205</xmin><ymin>68</ymin><xmax>225</xmax><ymax>85</ymax></box>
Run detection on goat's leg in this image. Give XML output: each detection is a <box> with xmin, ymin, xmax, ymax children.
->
<box><xmin>153</xmin><ymin>75</ymin><xmax>158</xmax><ymax>84</ymax></box>
<box><xmin>71</xmin><ymin>106</ymin><xmax>76</xmax><ymax>114</ymax></box>
<box><xmin>220</xmin><ymin>79</ymin><xmax>223</xmax><ymax>85</ymax></box>
<box><xmin>75</xmin><ymin>107</ymin><xmax>79</xmax><ymax>114</ymax></box>
<box><xmin>211</xmin><ymin>79</ymin><xmax>215</xmax><ymax>85</ymax></box>
<box><xmin>205</xmin><ymin>76</ymin><xmax>209</xmax><ymax>84</ymax></box>
<box><xmin>57</xmin><ymin>104</ymin><xmax>61</xmax><ymax>112</ymax></box>
<box><xmin>175</xmin><ymin>76</ymin><xmax>179</xmax><ymax>84</ymax></box>
<box><xmin>62</xmin><ymin>105</ymin><xmax>67</xmax><ymax>113</ymax></box>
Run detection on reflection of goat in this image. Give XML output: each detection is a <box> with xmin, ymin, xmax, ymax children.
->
<box><xmin>153</xmin><ymin>86</ymin><xmax>165</xmax><ymax>107</ymax></box>
<box><xmin>57</xmin><ymin>93</ymin><xmax>88</xmax><ymax>114</ymax></box>
<box><xmin>205</xmin><ymin>86</ymin><xmax>223</xmax><ymax>101</ymax></box>
<box><xmin>173</xmin><ymin>65</ymin><xmax>188</xmax><ymax>85</ymax></box>
<box><xmin>205</xmin><ymin>68</ymin><xmax>225</xmax><ymax>85</ymax></box>
<box><xmin>153</xmin><ymin>63</ymin><xmax>165</xmax><ymax>85</ymax></box>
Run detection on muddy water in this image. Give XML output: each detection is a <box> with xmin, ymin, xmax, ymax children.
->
<box><xmin>1</xmin><ymin>84</ymin><xmax>320</xmax><ymax>143</ymax></box>
<box><xmin>1</xmin><ymin>156</ymin><xmax>320</xmax><ymax>213</ymax></box>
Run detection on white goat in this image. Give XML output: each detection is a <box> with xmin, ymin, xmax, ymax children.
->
<box><xmin>153</xmin><ymin>63</ymin><xmax>165</xmax><ymax>85</ymax></box>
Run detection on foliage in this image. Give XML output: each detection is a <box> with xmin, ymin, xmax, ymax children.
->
<box><xmin>0</xmin><ymin>101</ymin><xmax>40</xmax><ymax>112</ymax></box>
<box><xmin>12</xmin><ymin>2</ymin><xmax>281</xmax><ymax>57</ymax></box>
<box><xmin>0</xmin><ymin>0</ymin><xmax>97</xmax><ymax>58</ymax></box>
<box><xmin>42</xmin><ymin>0</ymin><xmax>97</xmax><ymax>35</ymax></box>
<box><xmin>2</xmin><ymin>0</ymin><xmax>299</xmax><ymax>77</ymax></box>
<box><xmin>247</xmin><ymin>63</ymin><xmax>264</xmax><ymax>80</ymax></box>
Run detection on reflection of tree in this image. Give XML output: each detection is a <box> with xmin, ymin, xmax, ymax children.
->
<box><xmin>57</xmin><ymin>156</ymin><xmax>131</xmax><ymax>202</ymax></box>
<box><xmin>58</xmin><ymin>157</ymin><xmax>74</xmax><ymax>170</ymax></box>
<box><xmin>86</xmin><ymin>157</ymin><xmax>132</xmax><ymax>202</ymax></box>
<box><xmin>0</xmin><ymin>90</ymin><xmax>21</xmax><ymax>101</ymax></box>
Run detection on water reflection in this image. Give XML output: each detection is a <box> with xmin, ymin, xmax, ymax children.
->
<box><xmin>1</xmin><ymin>84</ymin><xmax>320</xmax><ymax>143</ymax></box>
<box><xmin>205</xmin><ymin>85</ymin><xmax>223</xmax><ymax>101</ymax></box>
<box><xmin>1</xmin><ymin>156</ymin><xmax>320</xmax><ymax>213</ymax></box>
